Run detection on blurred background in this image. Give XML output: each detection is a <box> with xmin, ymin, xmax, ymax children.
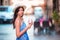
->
<box><xmin>0</xmin><ymin>0</ymin><xmax>60</xmax><ymax>40</ymax></box>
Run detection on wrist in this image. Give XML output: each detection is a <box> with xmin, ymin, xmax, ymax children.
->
<box><xmin>26</xmin><ymin>26</ymin><xmax>29</xmax><ymax>30</ymax></box>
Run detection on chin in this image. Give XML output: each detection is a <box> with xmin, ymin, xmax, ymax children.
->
<box><xmin>21</xmin><ymin>15</ymin><xmax>23</xmax><ymax>17</ymax></box>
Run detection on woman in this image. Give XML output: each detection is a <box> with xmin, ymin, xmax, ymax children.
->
<box><xmin>13</xmin><ymin>6</ymin><xmax>33</xmax><ymax>40</ymax></box>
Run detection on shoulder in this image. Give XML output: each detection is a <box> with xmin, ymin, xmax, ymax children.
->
<box><xmin>15</xmin><ymin>18</ymin><xmax>22</xmax><ymax>25</ymax></box>
<box><xmin>15</xmin><ymin>18</ymin><xmax>19</xmax><ymax>23</ymax></box>
<box><xmin>14</xmin><ymin>18</ymin><xmax>22</xmax><ymax>28</ymax></box>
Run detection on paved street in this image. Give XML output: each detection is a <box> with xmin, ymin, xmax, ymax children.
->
<box><xmin>0</xmin><ymin>15</ymin><xmax>60</xmax><ymax>40</ymax></box>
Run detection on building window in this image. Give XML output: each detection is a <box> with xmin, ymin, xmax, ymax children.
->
<box><xmin>0</xmin><ymin>0</ymin><xmax>3</xmax><ymax>5</ymax></box>
<box><xmin>53</xmin><ymin>0</ymin><xmax>59</xmax><ymax>12</ymax></box>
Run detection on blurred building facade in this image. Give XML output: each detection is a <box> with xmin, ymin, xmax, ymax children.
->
<box><xmin>0</xmin><ymin>0</ymin><xmax>12</xmax><ymax>6</ymax></box>
<box><xmin>0</xmin><ymin>0</ymin><xmax>60</xmax><ymax>16</ymax></box>
<box><xmin>59</xmin><ymin>0</ymin><xmax>60</xmax><ymax>15</ymax></box>
<box><xmin>46</xmin><ymin>0</ymin><xmax>60</xmax><ymax>17</ymax></box>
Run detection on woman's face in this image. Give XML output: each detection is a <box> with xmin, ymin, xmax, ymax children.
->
<box><xmin>18</xmin><ymin>8</ymin><xmax>24</xmax><ymax>17</ymax></box>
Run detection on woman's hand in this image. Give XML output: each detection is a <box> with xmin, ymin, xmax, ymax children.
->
<box><xmin>27</xmin><ymin>19</ymin><xmax>33</xmax><ymax>29</ymax></box>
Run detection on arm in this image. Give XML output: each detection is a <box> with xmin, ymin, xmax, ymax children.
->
<box><xmin>39</xmin><ymin>19</ymin><xmax>43</xmax><ymax>27</ymax></box>
<box><xmin>15</xmin><ymin>19</ymin><xmax>33</xmax><ymax>38</ymax></box>
<box><xmin>49</xmin><ymin>21</ymin><xmax>52</xmax><ymax>27</ymax></box>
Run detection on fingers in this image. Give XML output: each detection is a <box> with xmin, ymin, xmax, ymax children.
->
<box><xmin>28</xmin><ymin>19</ymin><xmax>33</xmax><ymax>25</ymax></box>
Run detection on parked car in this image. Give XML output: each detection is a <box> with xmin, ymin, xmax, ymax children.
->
<box><xmin>0</xmin><ymin>6</ymin><xmax>14</xmax><ymax>23</ymax></box>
